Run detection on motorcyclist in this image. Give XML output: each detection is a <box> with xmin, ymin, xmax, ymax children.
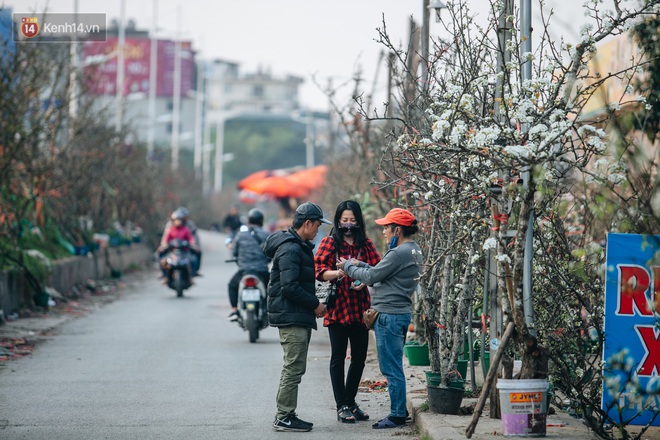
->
<box><xmin>157</xmin><ymin>210</ymin><xmax>199</xmax><ymax>283</ymax></box>
<box><xmin>160</xmin><ymin>207</ymin><xmax>202</xmax><ymax>276</ymax></box>
<box><xmin>227</xmin><ymin>208</ymin><xmax>270</xmax><ymax>322</ymax></box>
<box><xmin>223</xmin><ymin>206</ymin><xmax>242</xmax><ymax>242</ymax></box>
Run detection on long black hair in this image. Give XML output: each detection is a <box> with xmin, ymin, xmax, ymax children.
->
<box><xmin>330</xmin><ymin>200</ymin><xmax>368</xmax><ymax>251</ymax></box>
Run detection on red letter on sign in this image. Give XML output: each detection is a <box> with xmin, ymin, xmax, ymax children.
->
<box><xmin>618</xmin><ymin>266</ymin><xmax>652</xmax><ymax>316</ymax></box>
<box><xmin>636</xmin><ymin>326</ymin><xmax>660</xmax><ymax>376</ymax></box>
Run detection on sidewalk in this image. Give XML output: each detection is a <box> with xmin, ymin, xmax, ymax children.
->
<box><xmin>403</xmin><ymin>357</ymin><xmax>598</xmax><ymax>439</ymax></box>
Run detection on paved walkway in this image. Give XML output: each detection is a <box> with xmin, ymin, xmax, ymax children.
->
<box><xmin>403</xmin><ymin>357</ymin><xmax>599</xmax><ymax>439</ymax></box>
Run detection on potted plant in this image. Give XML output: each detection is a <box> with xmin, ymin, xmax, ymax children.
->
<box><xmin>427</xmin><ymin>369</ymin><xmax>466</xmax><ymax>415</ymax></box>
<box><xmin>415</xmin><ymin>205</ymin><xmax>486</xmax><ymax>414</ymax></box>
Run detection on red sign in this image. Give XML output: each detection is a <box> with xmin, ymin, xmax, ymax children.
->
<box><xmin>82</xmin><ymin>38</ymin><xmax>194</xmax><ymax>97</ymax></box>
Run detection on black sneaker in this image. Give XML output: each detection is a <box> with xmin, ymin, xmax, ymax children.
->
<box><xmin>227</xmin><ymin>311</ymin><xmax>239</xmax><ymax>322</ymax></box>
<box><xmin>291</xmin><ymin>414</ymin><xmax>313</xmax><ymax>428</ymax></box>
<box><xmin>273</xmin><ymin>415</ymin><xmax>313</xmax><ymax>432</ymax></box>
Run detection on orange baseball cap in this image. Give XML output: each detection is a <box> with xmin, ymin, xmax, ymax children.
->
<box><xmin>375</xmin><ymin>208</ymin><xmax>416</xmax><ymax>226</ymax></box>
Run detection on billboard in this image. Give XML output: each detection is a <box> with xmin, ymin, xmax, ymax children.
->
<box><xmin>82</xmin><ymin>37</ymin><xmax>194</xmax><ymax>97</ymax></box>
<box><xmin>602</xmin><ymin>233</ymin><xmax>660</xmax><ymax>426</ymax></box>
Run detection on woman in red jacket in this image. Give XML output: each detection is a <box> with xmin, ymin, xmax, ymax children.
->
<box><xmin>314</xmin><ymin>200</ymin><xmax>381</xmax><ymax>424</ymax></box>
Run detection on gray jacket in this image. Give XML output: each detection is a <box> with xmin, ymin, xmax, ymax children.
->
<box><xmin>232</xmin><ymin>226</ymin><xmax>270</xmax><ymax>273</ymax></box>
<box><xmin>344</xmin><ymin>241</ymin><xmax>422</xmax><ymax>314</ymax></box>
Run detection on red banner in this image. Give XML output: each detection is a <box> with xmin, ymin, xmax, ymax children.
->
<box><xmin>82</xmin><ymin>37</ymin><xmax>194</xmax><ymax>97</ymax></box>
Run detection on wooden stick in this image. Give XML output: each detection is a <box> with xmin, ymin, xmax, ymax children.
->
<box><xmin>465</xmin><ymin>322</ymin><xmax>515</xmax><ymax>438</ymax></box>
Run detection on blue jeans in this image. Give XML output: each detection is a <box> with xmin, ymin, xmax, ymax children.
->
<box><xmin>374</xmin><ymin>312</ymin><xmax>411</xmax><ymax>418</ymax></box>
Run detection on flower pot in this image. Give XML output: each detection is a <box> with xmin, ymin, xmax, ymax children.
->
<box><xmin>424</xmin><ymin>370</ymin><xmax>442</xmax><ymax>387</ymax></box>
<box><xmin>427</xmin><ymin>385</ymin><xmax>464</xmax><ymax>414</ymax></box>
<box><xmin>449</xmin><ymin>379</ymin><xmax>465</xmax><ymax>389</ymax></box>
<box><xmin>460</xmin><ymin>338</ymin><xmax>480</xmax><ymax>361</ymax></box>
<box><xmin>483</xmin><ymin>351</ymin><xmax>490</xmax><ymax>373</ymax></box>
<box><xmin>404</xmin><ymin>344</ymin><xmax>430</xmax><ymax>366</ymax></box>
<box><xmin>457</xmin><ymin>359</ymin><xmax>468</xmax><ymax>379</ymax></box>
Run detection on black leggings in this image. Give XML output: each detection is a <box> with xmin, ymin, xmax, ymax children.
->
<box><xmin>327</xmin><ymin>323</ymin><xmax>369</xmax><ymax>409</ymax></box>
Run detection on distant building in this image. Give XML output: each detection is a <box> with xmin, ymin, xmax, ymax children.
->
<box><xmin>203</xmin><ymin>59</ymin><xmax>330</xmax><ymax>175</ymax></box>
<box><xmin>204</xmin><ymin>59</ymin><xmax>303</xmax><ymax>122</ymax></box>
<box><xmin>82</xmin><ymin>20</ymin><xmax>197</xmax><ymax>150</ymax></box>
<box><xmin>581</xmin><ymin>33</ymin><xmax>642</xmax><ymax>121</ymax></box>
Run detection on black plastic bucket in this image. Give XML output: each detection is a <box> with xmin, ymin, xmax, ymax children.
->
<box><xmin>427</xmin><ymin>385</ymin><xmax>464</xmax><ymax>414</ymax></box>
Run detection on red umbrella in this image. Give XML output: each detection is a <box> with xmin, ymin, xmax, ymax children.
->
<box><xmin>237</xmin><ymin>169</ymin><xmax>280</xmax><ymax>190</ymax></box>
<box><xmin>240</xmin><ymin>174</ymin><xmax>309</xmax><ymax>198</ymax></box>
<box><xmin>237</xmin><ymin>165</ymin><xmax>327</xmax><ymax>199</ymax></box>
<box><xmin>283</xmin><ymin>165</ymin><xmax>328</xmax><ymax>192</ymax></box>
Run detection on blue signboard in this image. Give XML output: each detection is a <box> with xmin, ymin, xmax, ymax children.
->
<box><xmin>602</xmin><ymin>233</ymin><xmax>660</xmax><ymax>426</ymax></box>
<box><xmin>0</xmin><ymin>8</ymin><xmax>16</xmax><ymax>58</ymax></box>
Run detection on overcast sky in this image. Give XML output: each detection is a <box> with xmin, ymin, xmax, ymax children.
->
<box><xmin>7</xmin><ymin>0</ymin><xmax>594</xmax><ymax>110</ymax></box>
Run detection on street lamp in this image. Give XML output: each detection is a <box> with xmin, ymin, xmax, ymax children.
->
<box><xmin>428</xmin><ymin>0</ymin><xmax>447</xmax><ymax>22</ymax></box>
<box><xmin>421</xmin><ymin>0</ymin><xmax>448</xmax><ymax>86</ymax></box>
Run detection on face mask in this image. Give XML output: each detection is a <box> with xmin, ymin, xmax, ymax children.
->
<box><xmin>389</xmin><ymin>235</ymin><xmax>399</xmax><ymax>249</ymax></box>
<box><xmin>339</xmin><ymin>222</ymin><xmax>358</xmax><ymax>237</ymax></box>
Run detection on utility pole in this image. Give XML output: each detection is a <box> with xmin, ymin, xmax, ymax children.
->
<box><xmin>421</xmin><ymin>0</ymin><xmax>430</xmax><ymax>85</ymax></box>
<box><xmin>490</xmin><ymin>0</ymin><xmax>513</xmax><ymax>419</ymax></box>
<box><xmin>520</xmin><ymin>0</ymin><xmax>535</xmax><ymax>336</ymax></box>
<box><xmin>68</xmin><ymin>0</ymin><xmax>79</xmax><ymax>141</ymax></box>
<box><xmin>171</xmin><ymin>5</ymin><xmax>182</xmax><ymax>172</ymax></box>
<box><xmin>304</xmin><ymin>111</ymin><xmax>314</xmax><ymax>169</ymax></box>
<box><xmin>147</xmin><ymin>0</ymin><xmax>158</xmax><ymax>161</ymax></box>
<box><xmin>193</xmin><ymin>58</ymin><xmax>205</xmax><ymax>180</ymax></box>
<box><xmin>115</xmin><ymin>0</ymin><xmax>125</xmax><ymax>132</ymax></box>
<box><xmin>327</xmin><ymin>77</ymin><xmax>335</xmax><ymax>156</ymax></box>
<box><xmin>213</xmin><ymin>118</ymin><xmax>224</xmax><ymax>192</ymax></box>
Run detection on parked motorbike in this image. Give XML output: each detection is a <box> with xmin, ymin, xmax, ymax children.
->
<box><xmin>162</xmin><ymin>239</ymin><xmax>194</xmax><ymax>297</ymax></box>
<box><xmin>226</xmin><ymin>258</ymin><xmax>269</xmax><ymax>343</ymax></box>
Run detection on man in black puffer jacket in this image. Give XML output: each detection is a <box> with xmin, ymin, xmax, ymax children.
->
<box><xmin>263</xmin><ymin>202</ymin><xmax>330</xmax><ymax>432</ymax></box>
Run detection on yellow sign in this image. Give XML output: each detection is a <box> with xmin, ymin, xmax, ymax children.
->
<box><xmin>509</xmin><ymin>392</ymin><xmax>544</xmax><ymax>403</ymax></box>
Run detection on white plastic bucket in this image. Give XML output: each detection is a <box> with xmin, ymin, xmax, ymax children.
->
<box><xmin>496</xmin><ymin>378</ymin><xmax>549</xmax><ymax>437</ymax></box>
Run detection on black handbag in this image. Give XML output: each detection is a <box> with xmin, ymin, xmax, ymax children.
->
<box><xmin>316</xmin><ymin>281</ymin><xmax>337</xmax><ymax>307</ymax></box>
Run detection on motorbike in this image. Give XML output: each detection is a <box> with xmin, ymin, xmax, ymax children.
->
<box><xmin>226</xmin><ymin>257</ymin><xmax>269</xmax><ymax>343</ymax></box>
<box><xmin>238</xmin><ymin>272</ymin><xmax>269</xmax><ymax>343</ymax></box>
<box><xmin>162</xmin><ymin>239</ymin><xmax>194</xmax><ymax>297</ymax></box>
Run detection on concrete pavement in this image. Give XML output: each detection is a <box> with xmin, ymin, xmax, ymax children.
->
<box><xmin>1</xmin><ymin>276</ymin><xmax>598</xmax><ymax>440</ymax></box>
<box><xmin>403</xmin><ymin>357</ymin><xmax>598</xmax><ymax>439</ymax></box>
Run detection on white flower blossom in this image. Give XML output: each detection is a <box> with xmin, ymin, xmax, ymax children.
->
<box><xmin>608</xmin><ymin>173</ymin><xmax>625</xmax><ymax>184</ymax></box>
<box><xmin>580</xmin><ymin>23</ymin><xmax>594</xmax><ymax>38</ymax></box>
<box><xmin>504</xmin><ymin>145</ymin><xmax>532</xmax><ymax>159</ymax></box>
<box><xmin>484</xmin><ymin>239</ymin><xmax>498</xmax><ymax>254</ymax></box>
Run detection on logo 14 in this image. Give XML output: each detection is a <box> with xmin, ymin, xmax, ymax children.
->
<box><xmin>21</xmin><ymin>17</ymin><xmax>40</xmax><ymax>38</ymax></box>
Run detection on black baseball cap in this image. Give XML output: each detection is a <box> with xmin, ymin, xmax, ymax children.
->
<box><xmin>294</xmin><ymin>202</ymin><xmax>331</xmax><ymax>224</ymax></box>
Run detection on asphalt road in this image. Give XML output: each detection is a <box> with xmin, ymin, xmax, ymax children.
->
<box><xmin>0</xmin><ymin>230</ymin><xmax>412</xmax><ymax>439</ymax></box>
